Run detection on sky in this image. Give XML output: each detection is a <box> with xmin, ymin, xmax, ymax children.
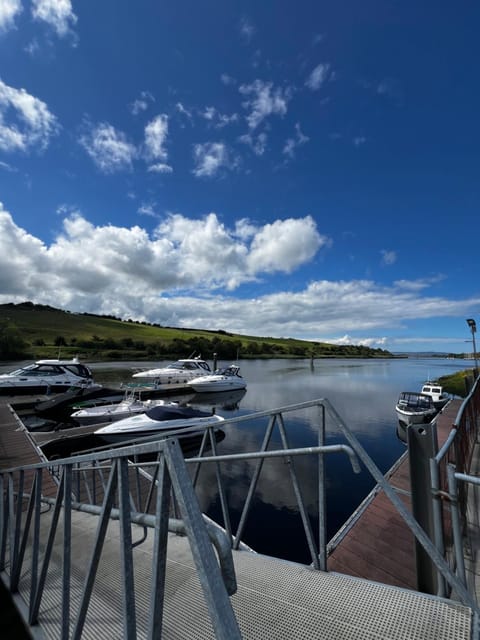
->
<box><xmin>0</xmin><ymin>1</ymin><xmax>479</xmax><ymax>354</ymax></box>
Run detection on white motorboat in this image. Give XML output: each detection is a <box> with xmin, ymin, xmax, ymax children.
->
<box><xmin>94</xmin><ymin>404</ymin><xmax>224</xmax><ymax>444</ymax></box>
<box><xmin>70</xmin><ymin>391</ymin><xmax>174</xmax><ymax>426</ymax></box>
<box><xmin>395</xmin><ymin>391</ymin><xmax>438</xmax><ymax>428</ymax></box>
<box><xmin>131</xmin><ymin>356</ymin><xmax>212</xmax><ymax>385</ymax></box>
<box><xmin>187</xmin><ymin>365</ymin><xmax>247</xmax><ymax>393</ymax></box>
<box><xmin>0</xmin><ymin>358</ymin><xmax>97</xmax><ymax>395</ymax></box>
<box><xmin>420</xmin><ymin>381</ymin><xmax>450</xmax><ymax>410</ymax></box>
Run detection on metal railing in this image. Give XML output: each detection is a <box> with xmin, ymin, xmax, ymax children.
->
<box><xmin>429</xmin><ymin>375</ymin><xmax>480</xmax><ymax>602</ymax></box>
<box><xmin>1</xmin><ymin>437</ymin><xmax>243</xmax><ymax>640</ymax></box>
<box><xmin>1</xmin><ymin>397</ymin><xmax>479</xmax><ymax>639</ymax></box>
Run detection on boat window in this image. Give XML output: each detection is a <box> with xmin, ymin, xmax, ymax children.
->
<box><xmin>34</xmin><ymin>365</ymin><xmax>65</xmax><ymax>376</ymax></box>
<box><xmin>63</xmin><ymin>364</ymin><xmax>91</xmax><ymax>378</ymax></box>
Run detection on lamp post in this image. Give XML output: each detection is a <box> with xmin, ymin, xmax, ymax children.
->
<box><xmin>466</xmin><ymin>318</ymin><xmax>478</xmax><ymax>374</ymax></box>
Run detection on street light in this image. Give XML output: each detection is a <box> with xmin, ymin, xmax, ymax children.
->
<box><xmin>466</xmin><ymin>318</ymin><xmax>478</xmax><ymax>374</ymax></box>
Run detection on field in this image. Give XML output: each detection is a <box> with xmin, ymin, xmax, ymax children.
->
<box><xmin>0</xmin><ymin>302</ymin><xmax>394</xmax><ymax>361</ymax></box>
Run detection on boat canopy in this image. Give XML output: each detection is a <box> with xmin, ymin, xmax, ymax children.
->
<box><xmin>145</xmin><ymin>405</ymin><xmax>213</xmax><ymax>421</ymax></box>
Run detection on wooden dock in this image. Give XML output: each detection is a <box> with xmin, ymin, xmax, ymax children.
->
<box><xmin>327</xmin><ymin>399</ymin><xmax>462</xmax><ymax>590</ymax></box>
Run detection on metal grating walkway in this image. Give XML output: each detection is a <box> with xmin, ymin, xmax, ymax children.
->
<box><xmin>8</xmin><ymin>508</ymin><xmax>473</xmax><ymax>639</ymax></box>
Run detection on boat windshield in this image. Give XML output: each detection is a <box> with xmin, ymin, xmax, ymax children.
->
<box><xmin>8</xmin><ymin>364</ymin><xmax>66</xmax><ymax>377</ymax></box>
<box><xmin>166</xmin><ymin>362</ymin><xmax>197</xmax><ymax>370</ymax></box>
<box><xmin>63</xmin><ymin>364</ymin><xmax>92</xmax><ymax>378</ymax></box>
<box><xmin>165</xmin><ymin>360</ymin><xmax>210</xmax><ymax>371</ymax></box>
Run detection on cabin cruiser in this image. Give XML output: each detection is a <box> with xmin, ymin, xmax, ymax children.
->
<box><xmin>71</xmin><ymin>392</ymin><xmax>173</xmax><ymax>426</ymax></box>
<box><xmin>395</xmin><ymin>391</ymin><xmax>438</xmax><ymax>428</ymax></box>
<box><xmin>132</xmin><ymin>357</ymin><xmax>212</xmax><ymax>385</ymax></box>
<box><xmin>0</xmin><ymin>358</ymin><xmax>97</xmax><ymax>395</ymax></box>
<box><xmin>420</xmin><ymin>382</ymin><xmax>450</xmax><ymax>410</ymax></box>
<box><xmin>187</xmin><ymin>365</ymin><xmax>247</xmax><ymax>393</ymax></box>
<box><xmin>94</xmin><ymin>404</ymin><xmax>224</xmax><ymax>444</ymax></box>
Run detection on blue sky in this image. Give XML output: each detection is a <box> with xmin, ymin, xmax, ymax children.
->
<box><xmin>0</xmin><ymin>1</ymin><xmax>479</xmax><ymax>353</ymax></box>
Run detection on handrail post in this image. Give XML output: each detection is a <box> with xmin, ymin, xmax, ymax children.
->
<box><xmin>317</xmin><ymin>404</ymin><xmax>326</xmax><ymax>571</ymax></box>
<box><xmin>429</xmin><ymin>457</ymin><xmax>447</xmax><ymax>597</ymax></box>
<box><xmin>408</xmin><ymin>421</ymin><xmax>441</xmax><ymax>595</ymax></box>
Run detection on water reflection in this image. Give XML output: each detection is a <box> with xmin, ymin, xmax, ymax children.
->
<box><xmin>27</xmin><ymin>356</ymin><xmax>471</xmax><ymax>564</ymax></box>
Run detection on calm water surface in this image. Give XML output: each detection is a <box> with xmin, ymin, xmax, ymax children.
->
<box><xmin>1</xmin><ymin>356</ymin><xmax>469</xmax><ymax>564</ymax></box>
<box><xmin>89</xmin><ymin>356</ymin><xmax>468</xmax><ymax>564</ymax></box>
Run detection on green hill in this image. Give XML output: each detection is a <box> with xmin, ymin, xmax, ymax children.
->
<box><xmin>0</xmin><ymin>301</ymin><xmax>394</xmax><ymax>361</ymax></box>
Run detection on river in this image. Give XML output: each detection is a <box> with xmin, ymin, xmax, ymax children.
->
<box><xmin>82</xmin><ymin>356</ymin><xmax>468</xmax><ymax>564</ymax></box>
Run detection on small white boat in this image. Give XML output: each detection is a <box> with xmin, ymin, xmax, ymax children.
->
<box><xmin>395</xmin><ymin>391</ymin><xmax>438</xmax><ymax>428</ymax></box>
<box><xmin>70</xmin><ymin>391</ymin><xmax>173</xmax><ymax>426</ymax></box>
<box><xmin>131</xmin><ymin>356</ymin><xmax>212</xmax><ymax>385</ymax></box>
<box><xmin>187</xmin><ymin>365</ymin><xmax>247</xmax><ymax>393</ymax></box>
<box><xmin>94</xmin><ymin>404</ymin><xmax>224</xmax><ymax>444</ymax></box>
<box><xmin>0</xmin><ymin>358</ymin><xmax>97</xmax><ymax>395</ymax></box>
<box><xmin>420</xmin><ymin>382</ymin><xmax>450</xmax><ymax>410</ymax></box>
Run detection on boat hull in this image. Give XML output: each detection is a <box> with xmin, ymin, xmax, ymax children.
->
<box><xmin>395</xmin><ymin>407</ymin><xmax>437</xmax><ymax>427</ymax></box>
<box><xmin>395</xmin><ymin>391</ymin><xmax>438</xmax><ymax>428</ymax></box>
<box><xmin>132</xmin><ymin>358</ymin><xmax>212</xmax><ymax>385</ymax></box>
<box><xmin>0</xmin><ymin>358</ymin><xmax>96</xmax><ymax>396</ymax></box>
<box><xmin>93</xmin><ymin>408</ymin><xmax>224</xmax><ymax>445</ymax></box>
<box><xmin>189</xmin><ymin>380</ymin><xmax>246</xmax><ymax>392</ymax></box>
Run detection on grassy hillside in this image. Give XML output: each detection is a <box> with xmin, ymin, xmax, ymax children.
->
<box><xmin>0</xmin><ymin>301</ymin><xmax>394</xmax><ymax>361</ymax></box>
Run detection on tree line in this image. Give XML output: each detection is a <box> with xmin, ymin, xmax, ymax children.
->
<box><xmin>0</xmin><ymin>320</ymin><xmax>393</xmax><ymax>361</ymax></box>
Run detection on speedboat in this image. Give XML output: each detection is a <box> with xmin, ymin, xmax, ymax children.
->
<box><xmin>420</xmin><ymin>381</ymin><xmax>450</xmax><ymax>410</ymax></box>
<box><xmin>94</xmin><ymin>404</ymin><xmax>224</xmax><ymax>444</ymax></box>
<box><xmin>395</xmin><ymin>391</ymin><xmax>438</xmax><ymax>428</ymax></box>
<box><xmin>34</xmin><ymin>385</ymin><xmax>125</xmax><ymax>422</ymax></box>
<box><xmin>187</xmin><ymin>365</ymin><xmax>247</xmax><ymax>393</ymax></box>
<box><xmin>131</xmin><ymin>356</ymin><xmax>212</xmax><ymax>385</ymax></box>
<box><xmin>70</xmin><ymin>391</ymin><xmax>172</xmax><ymax>426</ymax></box>
<box><xmin>0</xmin><ymin>358</ymin><xmax>98</xmax><ymax>395</ymax></box>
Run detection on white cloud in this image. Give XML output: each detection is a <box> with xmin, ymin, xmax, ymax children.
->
<box><xmin>239</xmin><ymin>17</ymin><xmax>255</xmax><ymax>42</ymax></box>
<box><xmin>305</xmin><ymin>63</ymin><xmax>331</xmax><ymax>91</ymax></box>
<box><xmin>192</xmin><ymin>142</ymin><xmax>232</xmax><ymax>177</ymax></box>
<box><xmin>130</xmin><ymin>91</ymin><xmax>154</xmax><ymax>115</ymax></box>
<box><xmin>380</xmin><ymin>250</ymin><xmax>396</xmax><ymax>266</ymax></box>
<box><xmin>239</xmin><ymin>80</ymin><xmax>290</xmax><ymax>129</ymax></box>
<box><xmin>148</xmin><ymin>162</ymin><xmax>173</xmax><ymax>174</ymax></box>
<box><xmin>2</xmin><ymin>203</ymin><xmax>478</xmax><ymax>343</ymax></box>
<box><xmin>0</xmin><ymin>204</ymin><xmax>327</xmax><ymax>307</ymax></box>
<box><xmin>238</xmin><ymin>131</ymin><xmax>267</xmax><ymax>156</ymax></box>
<box><xmin>247</xmin><ymin>216</ymin><xmax>328</xmax><ymax>274</ymax></box>
<box><xmin>394</xmin><ymin>276</ymin><xmax>445</xmax><ymax>291</ymax></box>
<box><xmin>200</xmin><ymin>106</ymin><xmax>239</xmax><ymax>128</ymax></box>
<box><xmin>283</xmin><ymin>123</ymin><xmax>309</xmax><ymax>159</ymax></box>
<box><xmin>327</xmin><ymin>334</ymin><xmax>388</xmax><ymax>348</ymax></box>
<box><xmin>0</xmin><ymin>159</ymin><xmax>16</xmax><ymax>171</ymax></box>
<box><xmin>144</xmin><ymin>114</ymin><xmax>169</xmax><ymax>164</ymax></box>
<box><xmin>221</xmin><ymin>73</ymin><xmax>236</xmax><ymax>86</ymax></box>
<box><xmin>137</xmin><ymin>203</ymin><xmax>157</xmax><ymax>217</ymax></box>
<box><xmin>79</xmin><ymin>122</ymin><xmax>136</xmax><ymax>173</ymax></box>
<box><xmin>0</xmin><ymin>0</ymin><xmax>22</xmax><ymax>32</ymax></box>
<box><xmin>31</xmin><ymin>0</ymin><xmax>77</xmax><ymax>37</ymax></box>
<box><xmin>0</xmin><ymin>79</ymin><xmax>59</xmax><ymax>152</ymax></box>
<box><xmin>176</xmin><ymin>102</ymin><xmax>193</xmax><ymax>121</ymax></box>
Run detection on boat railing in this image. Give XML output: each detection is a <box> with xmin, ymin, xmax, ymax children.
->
<box><xmin>428</xmin><ymin>373</ymin><xmax>480</xmax><ymax>601</ymax></box>
<box><xmin>1</xmin><ymin>398</ymin><xmax>479</xmax><ymax>639</ymax></box>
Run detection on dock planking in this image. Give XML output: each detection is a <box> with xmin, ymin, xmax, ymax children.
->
<box><xmin>327</xmin><ymin>399</ymin><xmax>462</xmax><ymax>590</ymax></box>
<box><xmin>0</xmin><ymin>398</ymin><xmax>58</xmax><ymax>498</ymax></box>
